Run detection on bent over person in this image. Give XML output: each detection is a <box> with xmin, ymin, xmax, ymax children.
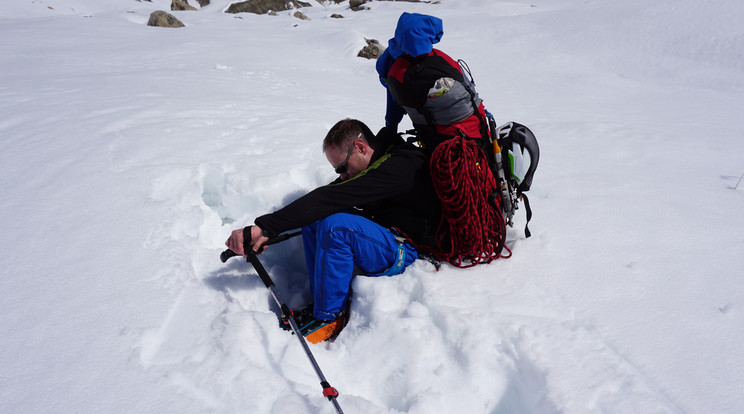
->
<box><xmin>225</xmin><ymin>119</ymin><xmax>441</xmax><ymax>343</ymax></box>
<box><xmin>376</xmin><ymin>12</ymin><xmax>491</xmax><ymax>151</ymax></box>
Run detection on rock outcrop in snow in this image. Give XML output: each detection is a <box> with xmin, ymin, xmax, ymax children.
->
<box><xmin>147</xmin><ymin>10</ymin><xmax>185</xmax><ymax>27</ymax></box>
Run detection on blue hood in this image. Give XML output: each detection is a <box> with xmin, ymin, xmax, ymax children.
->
<box><xmin>376</xmin><ymin>13</ymin><xmax>444</xmax><ymax>83</ymax></box>
<box><xmin>391</xmin><ymin>12</ymin><xmax>443</xmax><ymax>58</ymax></box>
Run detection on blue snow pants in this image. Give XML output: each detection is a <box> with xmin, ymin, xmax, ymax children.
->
<box><xmin>302</xmin><ymin>213</ymin><xmax>418</xmax><ymax>320</ymax></box>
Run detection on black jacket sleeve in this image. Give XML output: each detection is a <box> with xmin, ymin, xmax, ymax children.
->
<box><xmin>254</xmin><ymin>148</ymin><xmax>428</xmax><ymax>237</ymax></box>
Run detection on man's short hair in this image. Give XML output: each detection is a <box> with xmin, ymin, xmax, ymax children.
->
<box><xmin>323</xmin><ymin>119</ymin><xmax>377</xmax><ymax>152</ymax></box>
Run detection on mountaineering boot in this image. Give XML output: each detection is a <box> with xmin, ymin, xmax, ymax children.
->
<box><xmin>280</xmin><ymin>304</ymin><xmax>348</xmax><ymax>344</ymax></box>
<box><xmin>301</xmin><ymin>311</ymin><xmax>348</xmax><ymax>344</ymax></box>
<box><xmin>279</xmin><ymin>305</ymin><xmax>314</xmax><ymax>331</ymax></box>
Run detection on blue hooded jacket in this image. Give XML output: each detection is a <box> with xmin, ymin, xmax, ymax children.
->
<box><xmin>376</xmin><ymin>12</ymin><xmax>444</xmax><ymax>85</ymax></box>
<box><xmin>376</xmin><ymin>13</ymin><xmax>444</xmax><ymax>129</ymax></box>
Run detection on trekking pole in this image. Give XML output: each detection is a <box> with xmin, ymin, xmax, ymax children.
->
<box><xmin>221</xmin><ymin>227</ymin><xmax>344</xmax><ymax>414</ymax></box>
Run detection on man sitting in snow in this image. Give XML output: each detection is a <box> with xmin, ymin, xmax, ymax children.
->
<box><xmin>225</xmin><ymin>118</ymin><xmax>440</xmax><ymax>343</ymax></box>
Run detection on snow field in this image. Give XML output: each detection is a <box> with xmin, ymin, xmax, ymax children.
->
<box><xmin>1</xmin><ymin>0</ymin><xmax>743</xmax><ymax>413</ymax></box>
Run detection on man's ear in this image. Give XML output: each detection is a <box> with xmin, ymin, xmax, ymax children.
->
<box><xmin>357</xmin><ymin>139</ymin><xmax>366</xmax><ymax>155</ymax></box>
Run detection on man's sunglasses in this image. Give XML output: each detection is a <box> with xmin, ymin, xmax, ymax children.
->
<box><xmin>335</xmin><ymin>133</ymin><xmax>362</xmax><ymax>175</ymax></box>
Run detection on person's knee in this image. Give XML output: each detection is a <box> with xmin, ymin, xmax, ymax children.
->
<box><xmin>316</xmin><ymin>213</ymin><xmax>357</xmax><ymax>234</ymax></box>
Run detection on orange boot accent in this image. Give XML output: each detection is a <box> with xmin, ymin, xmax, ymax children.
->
<box><xmin>305</xmin><ymin>314</ymin><xmax>347</xmax><ymax>344</ymax></box>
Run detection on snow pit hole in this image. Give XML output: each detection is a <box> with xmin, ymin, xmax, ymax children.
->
<box><xmin>199</xmin><ymin>165</ymin><xmax>234</xmax><ymax>225</ymax></box>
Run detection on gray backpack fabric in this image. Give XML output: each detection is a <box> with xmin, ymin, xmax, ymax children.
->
<box><xmin>420</xmin><ymin>76</ymin><xmax>482</xmax><ymax>126</ymax></box>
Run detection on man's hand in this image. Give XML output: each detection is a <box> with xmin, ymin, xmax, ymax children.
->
<box><xmin>225</xmin><ymin>225</ymin><xmax>269</xmax><ymax>257</ymax></box>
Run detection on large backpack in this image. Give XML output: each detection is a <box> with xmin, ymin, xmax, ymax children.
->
<box><xmin>402</xmin><ymin>71</ymin><xmax>540</xmax><ymax>266</ymax></box>
<box><xmin>377</xmin><ymin>12</ymin><xmax>539</xmax><ymax>266</ymax></box>
<box><xmin>390</xmin><ymin>55</ymin><xmax>540</xmax><ymax>221</ymax></box>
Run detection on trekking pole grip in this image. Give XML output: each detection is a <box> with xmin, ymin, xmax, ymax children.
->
<box><xmin>220</xmin><ymin>249</ymin><xmax>239</xmax><ymax>263</ymax></box>
<box><xmin>220</xmin><ymin>228</ymin><xmax>303</xmax><ymax>263</ymax></box>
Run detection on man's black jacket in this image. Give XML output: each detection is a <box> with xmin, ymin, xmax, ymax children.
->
<box><xmin>254</xmin><ymin>129</ymin><xmax>440</xmax><ymax>245</ymax></box>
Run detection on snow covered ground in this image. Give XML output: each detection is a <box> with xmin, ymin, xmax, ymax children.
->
<box><xmin>1</xmin><ymin>0</ymin><xmax>743</xmax><ymax>413</ymax></box>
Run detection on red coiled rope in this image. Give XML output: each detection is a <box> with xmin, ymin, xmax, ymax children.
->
<box><xmin>428</xmin><ymin>137</ymin><xmax>510</xmax><ymax>267</ymax></box>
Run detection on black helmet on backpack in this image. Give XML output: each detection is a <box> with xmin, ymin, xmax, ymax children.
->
<box><xmin>496</xmin><ymin>122</ymin><xmax>539</xmax><ymax>196</ymax></box>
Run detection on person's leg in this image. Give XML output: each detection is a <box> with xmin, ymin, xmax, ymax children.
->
<box><xmin>304</xmin><ymin>213</ymin><xmax>417</xmax><ymax>320</ymax></box>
